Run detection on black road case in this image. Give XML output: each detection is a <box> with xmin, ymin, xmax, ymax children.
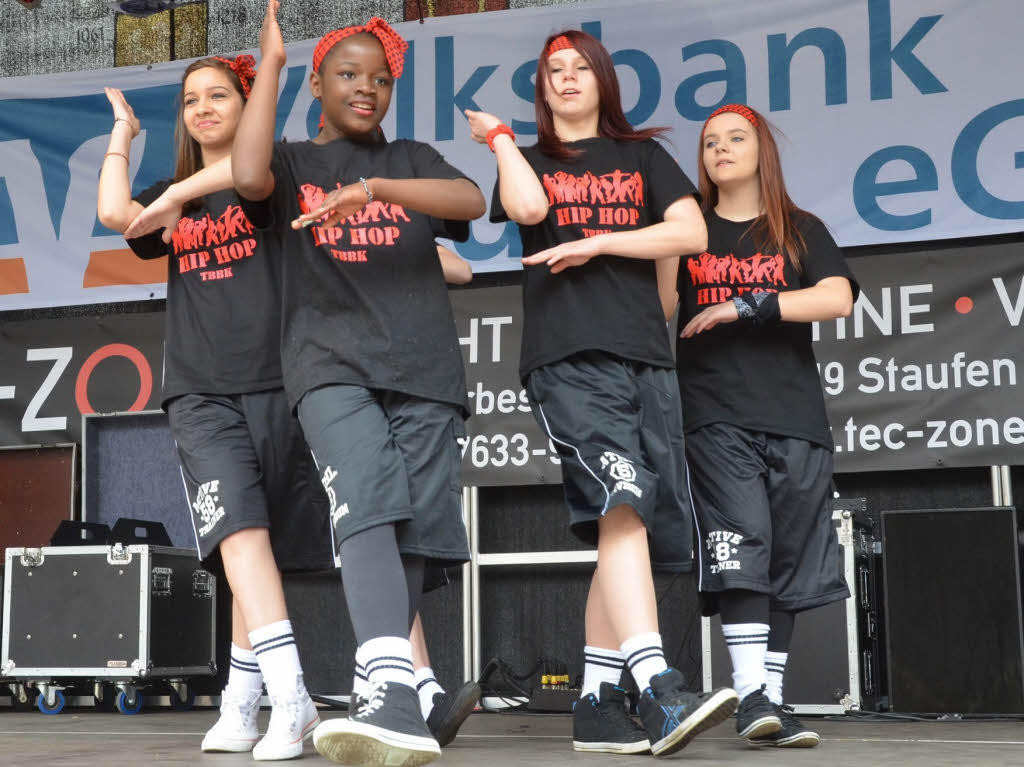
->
<box><xmin>2</xmin><ymin>544</ymin><xmax>216</xmax><ymax>713</ymax></box>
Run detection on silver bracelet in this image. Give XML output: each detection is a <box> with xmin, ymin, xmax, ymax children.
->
<box><xmin>358</xmin><ymin>176</ymin><xmax>373</xmax><ymax>204</ymax></box>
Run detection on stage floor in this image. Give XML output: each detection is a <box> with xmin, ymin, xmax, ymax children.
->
<box><xmin>1</xmin><ymin>707</ymin><xmax>1021</xmax><ymax>766</ymax></box>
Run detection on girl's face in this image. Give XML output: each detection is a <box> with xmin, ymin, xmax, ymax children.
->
<box><xmin>313</xmin><ymin>35</ymin><xmax>394</xmax><ymax>138</ymax></box>
<box><xmin>702</xmin><ymin>111</ymin><xmax>760</xmax><ymax>188</ymax></box>
<box><xmin>182</xmin><ymin>66</ymin><xmax>244</xmax><ymax>148</ymax></box>
<box><xmin>543</xmin><ymin>47</ymin><xmax>599</xmax><ymax>123</ymax></box>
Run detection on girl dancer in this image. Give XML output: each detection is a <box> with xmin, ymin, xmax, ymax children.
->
<box><xmin>232</xmin><ymin>3</ymin><xmax>484</xmax><ymax>765</ymax></box>
<box><xmin>465</xmin><ymin>28</ymin><xmax>738</xmax><ymax>757</ymax></box>
<box><xmin>676</xmin><ymin>103</ymin><xmax>858</xmax><ymax>747</ymax></box>
<box><xmin>97</xmin><ymin>55</ymin><xmax>322</xmax><ymax>760</ymax></box>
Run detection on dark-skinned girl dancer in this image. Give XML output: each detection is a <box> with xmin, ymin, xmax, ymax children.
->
<box><xmin>232</xmin><ymin>3</ymin><xmax>484</xmax><ymax>765</ymax></box>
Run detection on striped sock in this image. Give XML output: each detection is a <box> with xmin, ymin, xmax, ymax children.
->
<box><xmin>620</xmin><ymin>632</ymin><xmax>668</xmax><ymax>691</ymax></box>
<box><xmin>765</xmin><ymin>651</ymin><xmax>788</xmax><ymax>705</ymax></box>
<box><xmin>225</xmin><ymin>643</ymin><xmax>263</xmax><ymax>698</ymax></box>
<box><xmin>249</xmin><ymin>619</ymin><xmax>303</xmax><ymax>697</ymax></box>
<box><xmin>722</xmin><ymin>622</ymin><xmax>769</xmax><ymax>700</ymax></box>
<box><xmin>352</xmin><ymin>657</ymin><xmax>370</xmax><ymax>702</ymax></box>
<box><xmin>581</xmin><ymin>646</ymin><xmax>625</xmax><ymax>698</ymax></box>
<box><xmin>414</xmin><ymin>667</ymin><xmax>445</xmax><ymax>719</ymax></box>
<box><xmin>360</xmin><ymin>636</ymin><xmax>415</xmax><ymax>689</ymax></box>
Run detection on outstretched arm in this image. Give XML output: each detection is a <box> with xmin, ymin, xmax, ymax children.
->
<box><xmin>522</xmin><ymin>195</ymin><xmax>707</xmax><ymax>274</ymax></box>
<box><xmin>122</xmin><ymin>156</ymin><xmax>234</xmax><ymax>241</ymax></box>
<box><xmin>465</xmin><ymin>109</ymin><xmax>547</xmax><ymax>225</ymax></box>
<box><xmin>232</xmin><ymin>0</ymin><xmax>283</xmax><ymax>201</ymax></box>
<box><xmin>292</xmin><ymin>177</ymin><xmax>485</xmax><ymax>229</ymax></box>
<box><xmin>96</xmin><ymin>87</ymin><xmax>144</xmax><ymax>233</ymax></box>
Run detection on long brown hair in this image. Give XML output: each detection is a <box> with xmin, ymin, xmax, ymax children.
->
<box><xmin>697</xmin><ymin>104</ymin><xmax>811</xmax><ymax>272</ymax></box>
<box><xmin>172</xmin><ymin>58</ymin><xmax>246</xmax><ymax>193</ymax></box>
<box><xmin>535</xmin><ymin>30</ymin><xmax>667</xmax><ymax>162</ymax></box>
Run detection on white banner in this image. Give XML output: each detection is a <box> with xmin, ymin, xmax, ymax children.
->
<box><xmin>1</xmin><ymin>0</ymin><xmax>1021</xmax><ymax>309</ymax></box>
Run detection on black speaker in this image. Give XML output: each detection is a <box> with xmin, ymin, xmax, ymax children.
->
<box><xmin>882</xmin><ymin>506</ymin><xmax>1024</xmax><ymax>714</ymax></box>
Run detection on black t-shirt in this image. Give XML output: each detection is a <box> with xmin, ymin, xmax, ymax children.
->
<box><xmin>242</xmin><ymin>137</ymin><xmax>472</xmax><ymax>414</ymax></box>
<box><xmin>127</xmin><ymin>183</ymin><xmax>283</xmax><ymax>406</ymax></box>
<box><xmin>490</xmin><ymin>137</ymin><xmax>697</xmax><ymax>380</ymax></box>
<box><xmin>675</xmin><ymin>210</ymin><xmax>860</xmax><ymax>448</ymax></box>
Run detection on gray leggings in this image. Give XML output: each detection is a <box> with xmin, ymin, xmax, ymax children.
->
<box><xmin>339</xmin><ymin>522</ymin><xmax>424</xmax><ymax>645</ymax></box>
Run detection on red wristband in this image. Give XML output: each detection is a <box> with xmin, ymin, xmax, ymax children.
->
<box><xmin>486</xmin><ymin>124</ymin><xmax>515</xmax><ymax>152</ymax></box>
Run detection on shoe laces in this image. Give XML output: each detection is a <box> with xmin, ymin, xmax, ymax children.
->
<box><xmin>355</xmin><ymin>682</ymin><xmax>388</xmax><ymax>719</ymax></box>
<box><xmin>775</xmin><ymin>703</ymin><xmax>800</xmax><ymax>727</ymax></box>
<box><xmin>219</xmin><ymin>688</ymin><xmax>259</xmax><ymax>726</ymax></box>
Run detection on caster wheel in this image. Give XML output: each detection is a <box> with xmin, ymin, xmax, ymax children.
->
<box><xmin>36</xmin><ymin>690</ymin><xmax>65</xmax><ymax>715</ymax></box>
<box><xmin>116</xmin><ymin>690</ymin><xmax>143</xmax><ymax>715</ymax></box>
<box><xmin>169</xmin><ymin>687</ymin><xmax>195</xmax><ymax>711</ymax></box>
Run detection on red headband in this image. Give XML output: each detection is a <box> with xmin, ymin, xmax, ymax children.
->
<box><xmin>546</xmin><ymin>35</ymin><xmax>574</xmax><ymax>57</ymax></box>
<box><xmin>313</xmin><ymin>17</ymin><xmax>409</xmax><ymax>77</ymax></box>
<box><xmin>212</xmin><ymin>55</ymin><xmax>256</xmax><ymax>99</ymax></box>
<box><xmin>703</xmin><ymin>104</ymin><xmax>759</xmax><ymax>135</ymax></box>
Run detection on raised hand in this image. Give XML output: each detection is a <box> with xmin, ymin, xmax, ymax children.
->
<box><xmin>464</xmin><ymin>109</ymin><xmax>503</xmax><ymax>145</ymax></box>
<box><xmin>291</xmin><ymin>181</ymin><xmax>371</xmax><ymax>229</ymax></box>
<box><xmin>104</xmin><ymin>87</ymin><xmax>140</xmax><ymax>138</ymax></box>
<box><xmin>259</xmin><ymin>0</ymin><xmax>286</xmax><ymax>68</ymax></box>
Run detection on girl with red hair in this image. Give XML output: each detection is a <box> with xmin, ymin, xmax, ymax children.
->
<box><xmin>675</xmin><ymin>104</ymin><xmax>858</xmax><ymax>747</ymax></box>
<box><xmin>466</xmin><ymin>29</ymin><xmax>738</xmax><ymax>757</ymax></box>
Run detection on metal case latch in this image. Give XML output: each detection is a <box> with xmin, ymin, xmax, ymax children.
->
<box><xmin>107</xmin><ymin>543</ymin><xmax>133</xmax><ymax>565</ymax></box>
<box><xmin>152</xmin><ymin>567</ymin><xmax>172</xmax><ymax>596</ymax></box>
<box><xmin>192</xmin><ymin>570</ymin><xmax>213</xmax><ymax>598</ymax></box>
<box><xmin>19</xmin><ymin>548</ymin><xmax>44</xmax><ymax>567</ymax></box>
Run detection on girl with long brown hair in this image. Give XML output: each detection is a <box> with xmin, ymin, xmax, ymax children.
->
<box><xmin>466</xmin><ymin>29</ymin><xmax>738</xmax><ymax>757</ymax></box>
<box><xmin>675</xmin><ymin>104</ymin><xmax>859</xmax><ymax>747</ymax></box>
<box><xmin>98</xmin><ymin>55</ymin><xmax>325</xmax><ymax>760</ymax></box>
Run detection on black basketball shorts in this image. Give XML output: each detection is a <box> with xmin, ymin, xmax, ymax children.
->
<box><xmin>686</xmin><ymin>422</ymin><xmax>849</xmax><ymax>613</ymax></box>
<box><xmin>525</xmin><ymin>351</ymin><xmax>693</xmax><ymax>573</ymax></box>
<box><xmin>167</xmin><ymin>389</ymin><xmax>332</xmax><ymax>569</ymax></box>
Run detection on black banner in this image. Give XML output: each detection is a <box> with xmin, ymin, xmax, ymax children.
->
<box><xmin>0</xmin><ymin>314</ymin><xmax>165</xmax><ymax>446</ymax></box>
<box><xmin>2</xmin><ymin>238</ymin><xmax>1021</xmax><ymax>478</ymax></box>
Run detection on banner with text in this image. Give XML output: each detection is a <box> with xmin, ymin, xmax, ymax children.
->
<box><xmin>1</xmin><ymin>0</ymin><xmax>1022</xmax><ymax>310</ymax></box>
<box><xmin>1</xmin><ymin>238</ymin><xmax>1021</xmax><ymax>475</ymax></box>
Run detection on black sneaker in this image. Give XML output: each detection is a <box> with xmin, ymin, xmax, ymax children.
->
<box><xmin>313</xmin><ymin>681</ymin><xmax>441</xmax><ymax>767</ymax></box>
<box><xmin>425</xmin><ymin>681</ymin><xmax>481</xmax><ymax>747</ymax></box>
<box><xmin>735</xmin><ymin>686</ymin><xmax>782</xmax><ymax>739</ymax></box>
<box><xmin>572</xmin><ymin>682</ymin><xmax>651</xmax><ymax>755</ymax></box>
<box><xmin>748</xmin><ymin>703</ymin><xmax>820</xmax><ymax>748</ymax></box>
<box><xmin>637</xmin><ymin>669</ymin><xmax>739</xmax><ymax>756</ymax></box>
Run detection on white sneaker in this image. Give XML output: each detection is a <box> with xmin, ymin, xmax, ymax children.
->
<box><xmin>252</xmin><ymin>675</ymin><xmax>320</xmax><ymax>761</ymax></box>
<box><xmin>201</xmin><ymin>687</ymin><xmax>262</xmax><ymax>753</ymax></box>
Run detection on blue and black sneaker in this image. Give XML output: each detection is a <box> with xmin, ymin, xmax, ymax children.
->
<box><xmin>637</xmin><ymin>669</ymin><xmax>739</xmax><ymax>756</ymax></box>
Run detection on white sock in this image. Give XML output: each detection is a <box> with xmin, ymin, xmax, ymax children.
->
<box><xmin>581</xmin><ymin>646</ymin><xmax>625</xmax><ymax>698</ymax></box>
<box><xmin>225</xmin><ymin>643</ymin><xmax>263</xmax><ymax>699</ymax></box>
<box><xmin>765</xmin><ymin>651</ymin><xmax>788</xmax><ymax>705</ymax></box>
<box><xmin>620</xmin><ymin>632</ymin><xmax>668</xmax><ymax>691</ymax></box>
<box><xmin>359</xmin><ymin>636</ymin><xmax>415</xmax><ymax>689</ymax></box>
<box><xmin>249</xmin><ymin>619</ymin><xmax>303</xmax><ymax>698</ymax></box>
<box><xmin>722</xmin><ymin>623</ymin><xmax>769</xmax><ymax>700</ymax></box>
<box><xmin>414</xmin><ymin>667</ymin><xmax>445</xmax><ymax>719</ymax></box>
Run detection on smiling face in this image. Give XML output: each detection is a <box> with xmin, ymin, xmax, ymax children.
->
<box><xmin>702</xmin><ymin>111</ymin><xmax>760</xmax><ymax>189</ymax></box>
<box><xmin>542</xmin><ymin>47</ymin><xmax>600</xmax><ymax>124</ymax></box>
<box><xmin>181</xmin><ymin>66</ymin><xmax>244</xmax><ymax>149</ymax></box>
<box><xmin>312</xmin><ymin>33</ymin><xmax>394</xmax><ymax>139</ymax></box>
